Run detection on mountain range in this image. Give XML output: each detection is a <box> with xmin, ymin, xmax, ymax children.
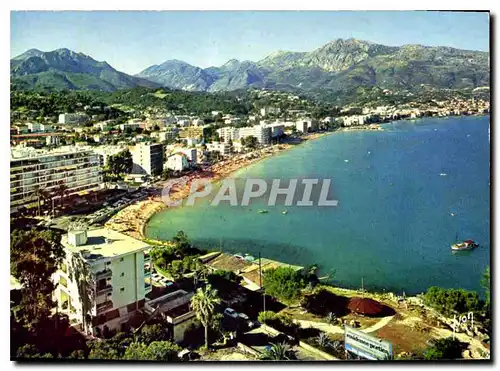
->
<box><xmin>11</xmin><ymin>48</ymin><xmax>160</xmax><ymax>92</ymax></box>
<box><xmin>11</xmin><ymin>39</ymin><xmax>489</xmax><ymax>98</ymax></box>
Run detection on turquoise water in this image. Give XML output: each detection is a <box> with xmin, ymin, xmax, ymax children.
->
<box><xmin>146</xmin><ymin>116</ymin><xmax>491</xmax><ymax>295</ymax></box>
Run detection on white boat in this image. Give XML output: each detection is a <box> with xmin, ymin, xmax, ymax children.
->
<box><xmin>440</xmin><ymin>173</ymin><xmax>447</xmax><ymax>176</ymax></box>
<box><xmin>451</xmin><ymin>239</ymin><xmax>478</xmax><ymax>251</ymax></box>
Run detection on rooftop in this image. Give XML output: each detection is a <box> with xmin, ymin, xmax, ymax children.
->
<box><xmin>61</xmin><ymin>228</ymin><xmax>150</xmax><ymax>262</ymax></box>
<box><xmin>10</xmin><ymin>145</ymin><xmax>96</xmax><ymax>161</ymax></box>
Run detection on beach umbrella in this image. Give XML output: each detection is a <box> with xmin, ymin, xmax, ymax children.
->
<box><xmin>348</xmin><ymin>297</ymin><xmax>383</xmax><ymax>316</ymax></box>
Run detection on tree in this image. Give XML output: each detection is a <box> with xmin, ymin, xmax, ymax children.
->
<box><xmin>172</xmin><ymin>230</ymin><xmax>191</xmax><ymax>253</ymax></box>
<box><xmin>315</xmin><ymin>332</ymin><xmax>333</xmax><ymax>349</ymax></box>
<box><xmin>259</xmin><ymin>342</ymin><xmax>296</xmax><ymax>361</ymax></box>
<box><xmin>481</xmin><ymin>267</ymin><xmax>490</xmax><ymax>308</ymax></box>
<box><xmin>123</xmin><ymin>340</ymin><xmax>180</xmax><ymax>361</ymax></box>
<box><xmin>87</xmin><ymin>340</ymin><xmax>120</xmax><ymax>360</ymax></box>
<box><xmin>108</xmin><ymin>149</ymin><xmax>133</xmax><ymax>176</ymax></box>
<box><xmin>263</xmin><ymin>267</ymin><xmax>306</xmax><ymax>304</ymax></box>
<box><xmin>31</xmin><ymin>186</ymin><xmax>49</xmax><ymax>216</ymax></box>
<box><xmin>54</xmin><ymin>182</ymin><xmax>69</xmax><ymax>210</ymax></box>
<box><xmin>123</xmin><ymin>342</ymin><xmax>148</xmax><ymax>360</ymax></box>
<box><xmin>167</xmin><ymin>260</ymin><xmax>184</xmax><ymax>280</ymax></box>
<box><xmin>424</xmin><ymin>337</ymin><xmax>463</xmax><ymax>360</ymax></box>
<box><xmin>326</xmin><ymin>312</ymin><xmax>337</xmax><ymax>325</ymax></box>
<box><xmin>10</xmin><ymin>229</ymin><xmax>64</xmax><ymax>331</ymax></box>
<box><xmin>143</xmin><ymin>341</ymin><xmax>181</xmax><ymax>361</ymax></box>
<box><xmin>207</xmin><ymin>269</ymin><xmax>241</xmax><ymax>285</ymax></box>
<box><xmin>70</xmin><ymin>253</ymin><xmax>95</xmax><ymax>334</ymax></box>
<box><xmin>190</xmin><ymin>284</ymin><xmax>221</xmax><ymax>349</ymax></box>
<box><xmin>137</xmin><ymin>324</ymin><xmax>170</xmax><ymax>345</ymax></box>
<box><xmin>423</xmin><ymin>286</ymin><xmax>483</xmax><ymax>317</ymax></box>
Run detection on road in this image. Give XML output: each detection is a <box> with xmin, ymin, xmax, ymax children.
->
<box><xmin>296</xmin><ymin>315</ymin><xmax>395</xmax><ymax>335</ymax></box>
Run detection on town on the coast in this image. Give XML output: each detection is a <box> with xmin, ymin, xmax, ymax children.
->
<box><xmin>10</xmin><ymin>11</ymin><xmax>491</xmax><ymax>363</ymax></box>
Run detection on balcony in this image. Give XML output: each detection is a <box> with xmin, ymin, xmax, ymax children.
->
<box><xmin>96</xmin><ymin>284</ymin><xmax>113</xmax><ymax>296</ymax></box>
<box><xmin>95</xmin><ymin>269</ymin><xmax>112</xmax><ymax>280</ymax></box>
<box><xmin>96</xmin><ymin>300</ymin><xmax>113</xmax><ymax>314</ymax></box>
<box><xmin>144</xmin><ymin>270</ymin><xmax>152</xmax><ymax>277</ymax></box>
<box><xmin>144</xmin><ymin>253</ymin><xmax>151</xmax><ymax>263</ymax></box>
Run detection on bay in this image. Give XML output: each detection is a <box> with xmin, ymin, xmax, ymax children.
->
<box><xmin>146</xmin><ymin>115</ymin><xmax>490</xmax><ymax>295</ymax></box>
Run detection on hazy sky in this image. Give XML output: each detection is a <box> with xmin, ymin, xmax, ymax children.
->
<box><xmin>11</xmin><ymin>11</ymin><xmax>490</xmax><ymax>74</ymax></box>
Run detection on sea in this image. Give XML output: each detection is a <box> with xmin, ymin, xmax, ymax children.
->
<box><xmin>146</xmin><ymin>115</ymin><xmax>491</xmax><ymax>295</ymax></box>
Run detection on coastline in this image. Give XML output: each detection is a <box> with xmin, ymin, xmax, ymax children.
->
<box><xmin>107</xmin><ymin>112</ymin><xmax>489</xmax><ymax>242</ymax></box>
<box><xmin>106</xmin><ymin>130</ymin><xmax>335</xmax><ymax>240</ymax></box>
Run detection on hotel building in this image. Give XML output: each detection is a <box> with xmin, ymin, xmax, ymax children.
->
<box><xmin>130</xmin><ymin>142</ymin><xmax>164</xmax><ymax>176</ymax></box>
<box><xmin>54</xmin><ymin>228</ymin><xmax>153</xmax><ymax>336</ymax></box>
<box><xmin>10</xmin><ymin>146</ymin><xmax>103</xmax><ymax>213</ymax></box>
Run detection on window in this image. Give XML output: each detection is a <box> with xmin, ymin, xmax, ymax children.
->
<box><xmin>120</xmin><ymin>258</ymin><xmax>124</xmax><ymax>262</ymax></box>
<box><xmin>120</xmin><ymin>288</ymin><xmax>125</xmax><ymax>292</ymax></box>
<box><xmin>121</xmin><ymin>272</ymin><xmax>124</xmax><ymax>277</ymax></box>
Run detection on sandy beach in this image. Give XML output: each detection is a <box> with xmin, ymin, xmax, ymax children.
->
<box><xmin>105</xmin><ymin>132</ymin><xmax>335</xmax><ymax>240</ymax></box>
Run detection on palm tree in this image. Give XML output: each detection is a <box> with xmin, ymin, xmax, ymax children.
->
<box><xmin>32</xmin><ymin>186</ymin><xmax>49</xmax><ymax>216</ymax></box>
<box><xmin>190</xmin><ymin>284</ymin><xmax>221</xmax><ymax>349</ymax></box>
<box><xmin>55</xmin><ymin>183</ymin><xmax>69</xmax><ymax>210</ymax></box>
<box><xmin>326</xmin><ymin>312</ymin><xmax>337</xmax><ymax>325</ymax></box>
<box><xmin>259</xmin><ymin>342</ymin><xmax>295</xmax><ymax>361</ymax></box>
<box><xmin>315</xmin><ymin>332</ymin><xmax>333</xmax><ymax>349</ymax></box>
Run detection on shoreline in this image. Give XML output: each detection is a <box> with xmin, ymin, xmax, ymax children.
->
<box><xmin>108</xmin><ymin>112</ymin><xmax>488</xmax><ymax>241</ymax></box>
<box><xmin>106</xmin><ymin>130</ymin><xmax>336</xmax><ymax>240</ymax></box>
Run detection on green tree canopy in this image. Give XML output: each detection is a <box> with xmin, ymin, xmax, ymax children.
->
<box><xmin>424</xmin><ymin>337</ymin><xmax>463</xmax><ymax>360</ymax></box>
<box><xmin>10</xmin><ymin>229</ymin><xmax>64</xmax><ymax>331</ymax></box>
<box><xmin>108</xmin><ymin>149</ymin><xmax>133</xmax><ymax>176</ymax></box>
<box><xmin>263</xmin><ymin>267</ymin><xmax>306</xmax><ymax>304</ymax></box>
<box><xmin>423</xmin><ymin>286</ymin><xmax>483</xmax><ymax>317</ymax></box>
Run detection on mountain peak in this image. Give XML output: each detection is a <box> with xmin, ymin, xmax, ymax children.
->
<box><xmin>223</xmin><ymin>58</ymin><xmax>240</xmax><ymax>66</ymax></box>
<box><xmin>12</xmin><ymin>48</ymin><xmax>44</xmax><ymax>60</ymax></box>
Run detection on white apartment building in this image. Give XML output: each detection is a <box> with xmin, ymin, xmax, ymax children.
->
<box><xmin>260</xmin><ymin>106</ymin><xmax>281</xmax><ymax>116</ymax></box>
<box><xmin>342</xmin><ymin>115</ymin><xmax>370</xmax><ymax>127</ymax></box>
<box><xmin>10</xmin><ymin>146</ymin><xmax>103</xmax><ymax>213</ymax></box>
<box><xmin>216</xmin><ymin>127</ymin><xmax>239</xmax><ymax>142</ymax></box>
<box><xmin>27</xmin><ymin>122</ymin><xmax>41</xmax><ymax>132</ymax></box>
<box><xmin>131</xmin><ymin>143</ymin><xmax>164</xmax><ymax>176</ymax></box>
<box><xmin>206</xmin><ymin>141</ymin><xmax>231</xmax><ymax>156</ymax></box>
<box><xmin>217</xmin><ymin>124</ymin><xmax>271</xmax><ymax>145</ymax></box>
<box><xmin>119</xmin><ymin>122</ymin><xmax>141</xmax><ymax>131</ymax></box>
<box><xmin>54</xmin><ymin>228</ymin><xmax>152</xmax><ymax>336</ymax></box>
<box><xmin>295</xmin><ymin>119</ymin><xmax>318</xmax><ymax>133</ymax></box>
<box><xmin>58</xmin><ymin>113</ymin><xmax>90</xmax><ymax>125</ymax></box>
<box><xmin>244</xmin><ymin>124</ymin><xmax>271</xmax><ymax>145</ymax></box>
<box><xmin>165</xmin><ymin>153</ymin><xmax>189</xmax><ymax>171</ymax></box>
<box><xmin>177</xmin><ymin>119</ymin><xmax>191</xmax><ymax>127</ymax></box>
<box><xmin>192</xmin><ymin>119</ymin><xmax>205</xmax><ymax>127</ymax></box>
<box><xmin>40</xmin><ymin>124</ymin><xmax>54</xmax><ymax>132</ymax></box>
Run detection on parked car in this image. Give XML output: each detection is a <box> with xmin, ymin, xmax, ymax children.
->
<box><xmin>238</xmin><ymin>312</ymin><xmax>250</xmax><ymax>321</ymax></box>
<box><xmin>224</xmin><ymin>308</ymin><xmax>239</xmax><ymax>319</ymax></box>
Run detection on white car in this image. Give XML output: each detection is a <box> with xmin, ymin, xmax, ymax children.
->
<box><xmin>238</xmin><ymin>312</ymin><xmax>250</xmax><ymax>321</ymax></box>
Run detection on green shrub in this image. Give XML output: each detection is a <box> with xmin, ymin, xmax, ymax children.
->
<box><xmin>258</xmin><ymin>311</ymin><xmax>278</xmax><ymax>323</ymax></box>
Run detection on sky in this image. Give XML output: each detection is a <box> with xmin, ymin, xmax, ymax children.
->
<box><xmin>11</xmin><ymin>11</ymin><xmax>490</xmax><ymax>75</ymax></box>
